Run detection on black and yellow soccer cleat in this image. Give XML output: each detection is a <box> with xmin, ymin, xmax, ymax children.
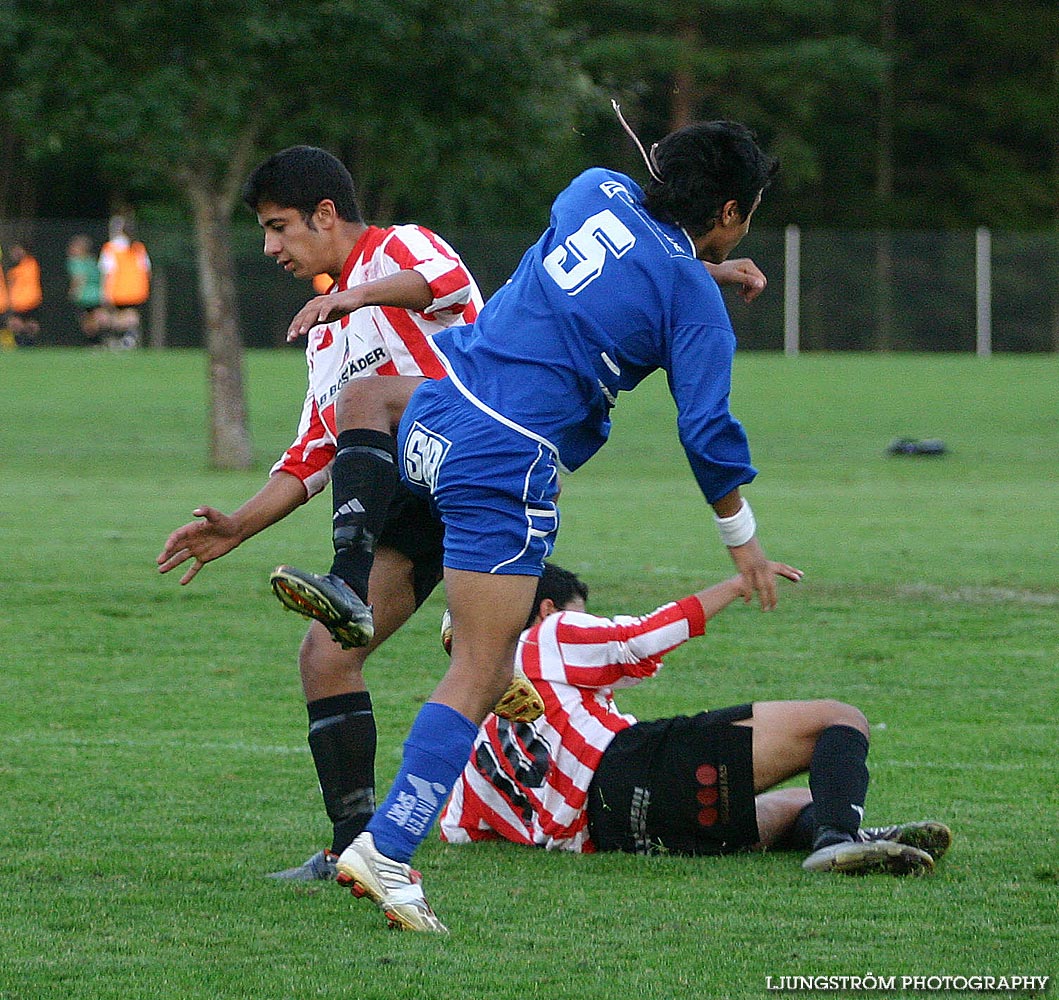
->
<box><xmin>270</xmin><ymin>565</ymin><xmax>374</xmax><ymax>649</ymax></box>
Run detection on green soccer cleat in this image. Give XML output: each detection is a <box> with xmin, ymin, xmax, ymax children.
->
<box><xmin>270</xmin><ymin>566</ymin><xmax>374</xmax><ymax>649</ymax></box>
<box><xmin>336</xmin><ymin>833</ymin><xmax>448</xmax><ymax>933</ymax></box>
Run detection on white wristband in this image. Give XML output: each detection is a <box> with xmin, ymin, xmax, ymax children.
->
<box><xmin>714</xmin><ymin>499</ymin><xmax>756</xmax><ymax>547</ymax></box>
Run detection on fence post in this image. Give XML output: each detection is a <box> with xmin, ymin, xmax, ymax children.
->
<box><xmin>975</xmin><ymin>227</ymin><xmax>992</xmax><ymax>357</ymax></box>
<box><xmin>149</xmin><ymin>264</ymin><xmax>167</xmax><ymax>349</ymax></box>
<box><xmin>784</xmin><ymin>224</ymin><xmax>800</xmax><ymax>356</ymax></box>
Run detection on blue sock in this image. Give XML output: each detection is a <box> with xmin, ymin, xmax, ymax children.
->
<box><xmin>366</xmin><ymin>702</ymin><xmax>479</xmax><ymax>863</ymax></box>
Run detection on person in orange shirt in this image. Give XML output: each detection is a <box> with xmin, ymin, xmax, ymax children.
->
<box><xmin>5</xmin><ymin>243</ymin><xmax>43</xmax><ymax>346</ymax></box>
<box><xmin>98</xmin><ymin>216</ymin><xmax>151</xmax><ymax>348</ymax></box>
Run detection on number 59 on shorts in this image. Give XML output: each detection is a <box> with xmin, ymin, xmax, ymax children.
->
<box><xmin>403</xmin><ymin>422</ymin><xmax>452</xmax><ymax>492</ymax></box>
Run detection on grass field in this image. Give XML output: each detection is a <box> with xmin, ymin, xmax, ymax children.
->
<box><xmin>1</xmin><ymin>348</ymin><xmax>1057</xmax><ymax>1000</ymax></box>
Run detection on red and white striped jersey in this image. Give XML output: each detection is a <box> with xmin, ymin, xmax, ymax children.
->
<box><xmin>272</xmin><ymin>224</ymin><xmax>482</xmax><ymax>497</ymax></box>
<box><xmin>439</xmin><ymin>595</ymin><xmax>707</xmax><ymax>852</ymax></box>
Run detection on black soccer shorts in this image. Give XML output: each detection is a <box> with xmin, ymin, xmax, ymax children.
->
<box><xmin>377</xmin><ymin>484</ymin><xmax>445</xmax><ymax>608</ymax></box>
<box><xmin>586</xmin><ymin>703</ymin><xmax>759</xmax><ymax>855</ymax></box>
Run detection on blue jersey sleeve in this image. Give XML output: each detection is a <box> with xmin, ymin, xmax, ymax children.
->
<box><xmin>664</xmin><ymin>285</ymin><xmax>757</xmax><ymax>504</ymax></box>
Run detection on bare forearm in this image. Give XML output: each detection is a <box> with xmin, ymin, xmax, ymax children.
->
<box><xmin>157</xmin><ymin>471</ymin><xmax>310</xmax><ymax>585</ymax></box>
<box><xmin>693</xmin><ymin>577</ymin><xmax>747</xmax><ymax>621</ymax></box>
<box><xmin>287</xmin><ymin>270</ymin><xmax>433</xmax><ymax>341</ymax></box>
<box><xmin>692</xmin><ymin>558</ymin><xmax>803</xmax><ymax>622</ymax></box>
<box><xmin>711</xmin><ymin>488</ymin><xmax>744</xmax><ymax>520</ymax></box>
<box><xmin>229</xmin><ymin>471</ymin><xmax>309</xmax><ymax>542</ymax></box>
<box><xmin>354</xmin><ymin>269</ymin><xmax>433</xmax><ymax>311</ymax></box>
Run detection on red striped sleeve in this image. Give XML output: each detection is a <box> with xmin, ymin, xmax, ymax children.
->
<box><xmin>378</xmin><ymin>305</ymin><xmax>447</xmax><ymax>377</ymax></box>
<box><xmin>383</xmin><ymin>226</ymin><xmax>476</xmax><ymax>317</ymax></box>
<box><xmin>272</xmin><ymin>399</ymin><xmax>335</xmax><ymax>484</ymax></box>
<box><xmin>550</xmin><ymin>600</ymin><xmax>698</xmax><ymax>687</ymax></box>
<box><xmin>423</xmin><ymin>266</ymin><xmax>478</xmax><ymax>317</ymax></box>
<box><xmin>677</xmin><ymin>594</ymin><xmax>707</xmax><ymax>637</ymax></box>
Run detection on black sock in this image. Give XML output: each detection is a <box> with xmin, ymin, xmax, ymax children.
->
<box><xmin>329</xmin><ymin>429</ymin><xmax>399</xmax><ymax>601</ymax></box>
<box><xmin>808</xmin><ymin>724</ymin><xmax>869</xmax><ymax>849</ymax></box>
<box><xmin>774</xmin><ymin>802</ymin><xmax>816</xmax><ymax>851</ymax></box>
<box><xmin>306</xmin><ymin>691</ymin><xmax>377</xmax><ymax>855</ymax></box>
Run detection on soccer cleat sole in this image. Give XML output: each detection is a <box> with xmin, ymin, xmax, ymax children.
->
<box><xmin>493</xmin><ymin>675</ymin><xmax>545</xmax><ymax>724</ymax></box>
<box><xmin>337</xmin><ymin>867</ymin><xmax>447</xmax><ymax>933</ymax></box>
<box><xmin>270</xmin><ymin>566</ymin><xmax>373</xmax><ymax>649</ymax></box>
<box><xmin>803</xmin><ymin>839</ymin><xmax>934</xmax><ymax>876</ymax></box>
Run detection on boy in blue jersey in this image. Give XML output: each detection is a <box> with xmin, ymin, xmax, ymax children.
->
<box><xmin>273</xmin><ymin>119</ymin><xmax>793</xmax><ymax>931</ymax></box>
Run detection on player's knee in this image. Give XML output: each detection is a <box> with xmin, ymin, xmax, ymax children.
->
<box><xmin>298</xmin><ymin>625</ymin><xmax>366</xmax><ymax>683</ymax></box>
<box><xmin>815</xmin><ymin>699</ymin><xmax>869</xmax><ymax>738</ymax></box>
<box><xmin>335</xmin><ymin>375</ymin><xmax>417</xmax><ymax>434</ymax></box>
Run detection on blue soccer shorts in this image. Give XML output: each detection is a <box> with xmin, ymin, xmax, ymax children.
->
<box><xmin>397</xmin><ymin>377</ymin><xmax>561</xmax><ymax>576</ymax></box>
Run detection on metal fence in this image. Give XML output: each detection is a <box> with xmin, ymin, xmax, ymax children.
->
<box><xmin>3</xmin><ymin>219</ymin><xmax>1057</xmax><ymax>352</ymax></box>
<box><xmin>730</xmin><ymin>225</ymin><xmax>1059</xmax><ymax>354</ymax></box>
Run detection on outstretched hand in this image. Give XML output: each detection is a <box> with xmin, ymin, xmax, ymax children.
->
<box><xmin>727</xmin><ymin>537</ymin><xmax>803</xmax><ymax>611</ymax></box>
<box><xmin>696</xmin><ymin>558</ymin><xmax>803</xmax><ymax>621</ymax></box>
<box><xmin>286</xmin><ymin>289</ymin><xmax>361</xmax><ymax>342</ymax></box>
<box><xmin>157</xmin><ymin>506</ymin><xmax>242</xmax><ymax>585</ymax></box>
<box><xmin>735</xmin><ymin>558</ymin><xmax>804</xmax><ymax>605</ymax></box>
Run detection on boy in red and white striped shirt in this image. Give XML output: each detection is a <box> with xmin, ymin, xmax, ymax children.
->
<box><xmin>158</xmin><ymin>146</ymin><xmax>491</xmax><ymax>881</ymax></box>
<box><xmin>441</xmin><ymin>564</ymin><xmax>951</xmax><ymax>875</ymax></box>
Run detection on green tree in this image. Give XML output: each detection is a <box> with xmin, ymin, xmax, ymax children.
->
<box><xmin>891</xmin><ymin>2</ymin><xmax>1059</xmax><ymax>228</ymax></box>
<box><xmin>555</xmin><ymin>0</ymin><xmax>885</xmax><ymax>219</ymax></box>
<box><xmin>7</xmin><ymin>0</ymin><xmax>583</xmax><ymax>466</ymax></box>
<box><xmin>329</xmin><ymin>0</ymin><xmax>591</xmax><ymax>229</ymax></box>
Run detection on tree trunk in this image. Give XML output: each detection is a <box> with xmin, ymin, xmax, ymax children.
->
<box><xmin>187</xmin><ymin>181</ymin><xmax>252</xmax><ymax>470</ymax></box>
<box><xmin>669</xmin><ymin>21</ymin><xmax>701</xmax><ymax>132</ymax></box>
<box><xmin>1052</xmin><ymin>46</ymin><xmax>1059</xmax><ymax>352</ymax></box>
<box><xmin>874</xmin><ymin>0</ymin><xmax>896</xmax><ymax>351</ymax></box>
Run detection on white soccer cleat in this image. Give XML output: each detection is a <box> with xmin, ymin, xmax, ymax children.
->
<box><xmin>802</xmin><ymin>838</ymin><xmax>934</xmax><ymax>876</ymax></box>
<box><xmin>336</xmin><ymin>833</ymin><xmax>448</xmax><ymax>933</ymax></box>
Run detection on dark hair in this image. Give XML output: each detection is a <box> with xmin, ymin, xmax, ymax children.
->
<box><xmin>642</xmin><ymin>121</ymin><xmax>778</xmax><ymax>237</ymax></box>
<box><xmin>525</xmin><ymin>563</ymin><xmax>589</xmax><ymax>629</ymax></box>
<box><xmin>241</xmin><ymin>146</ymin><xmax>363</xmax><ymax>224</ymax></box>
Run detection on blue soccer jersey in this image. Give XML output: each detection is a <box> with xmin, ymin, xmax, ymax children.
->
<box><xmin>429</xmin><ymin>167</ymin><xmax>756</xmax><ymax>504</ymax></box>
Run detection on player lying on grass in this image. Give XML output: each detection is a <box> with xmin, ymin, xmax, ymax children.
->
<box><xmin>437</xmin><ymin>563</ymin><xmax>951</xmax><ymax>874</ymax></box>
<box><xmin>335</xmin><ymin>561</ymin><xmax>949</xmax><ymax>930</ymax></box>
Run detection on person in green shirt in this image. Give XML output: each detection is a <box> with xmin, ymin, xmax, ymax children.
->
<box><xmin>66</xmin><ymin>234</ymin><xmax>105</xmax><ymax>346</ymax></box>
